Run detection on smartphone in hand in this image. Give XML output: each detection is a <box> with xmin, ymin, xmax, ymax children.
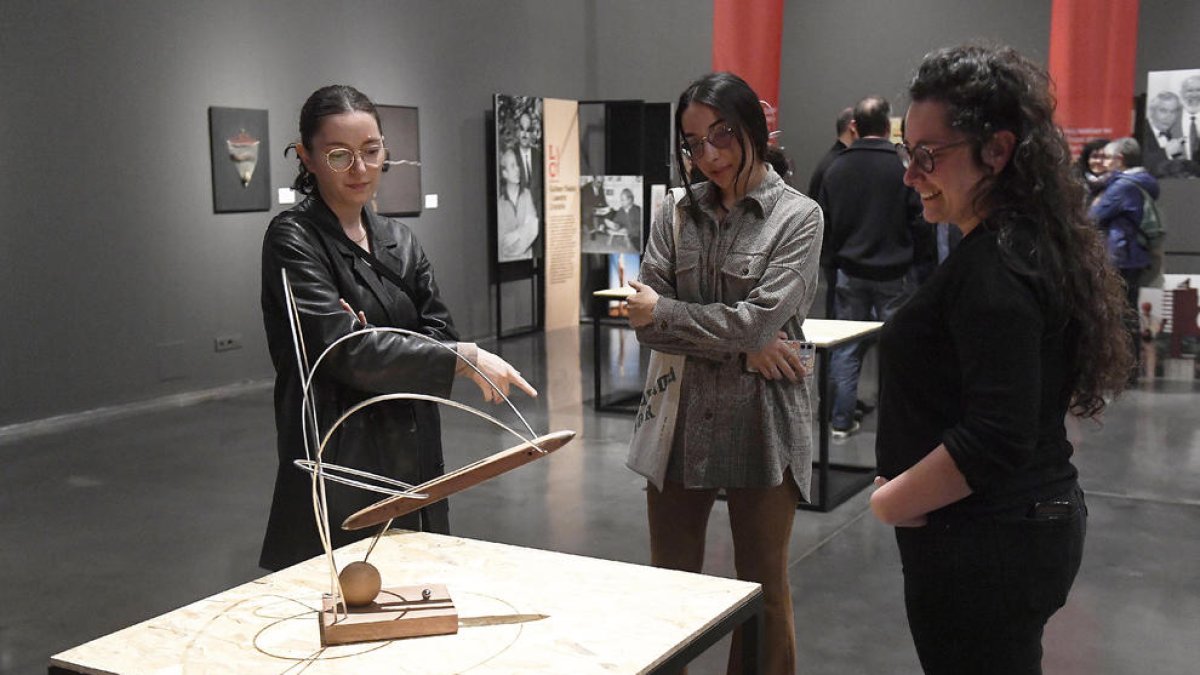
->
<box><xmin>745</xmin><ymin>340</ymin><xmax>816</xmax><ymax>374</ymax></box>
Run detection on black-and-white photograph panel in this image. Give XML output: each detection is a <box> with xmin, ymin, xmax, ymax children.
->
<box><xmin>494</xmin><ymin>94</ymin><xmax>543</xmax><ymax>263</ymax></box>
<box><xmin>1144</xmin><ymin>69</ymin><xmax>1200</xmax><ymax>179</ymax></box>
<box><xmin>579</xmin><ymin>175</ymin><xmax>643</xmax><ymax>255</ymax></box>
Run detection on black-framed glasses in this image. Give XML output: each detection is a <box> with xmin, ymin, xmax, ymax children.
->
<box><xmin>681</xmin><ymin>123</ymin><xmax>736</xmax><ymax>159</ymax></box>
<box><xmin>895</xmin><ymin>139</ymin><xmax>970</xmax><ymax>173</ymax></box>
<box><xmin>324</xmin><ymin>138</ymin><xmax>387</xmax><ymax>172</ymax></box>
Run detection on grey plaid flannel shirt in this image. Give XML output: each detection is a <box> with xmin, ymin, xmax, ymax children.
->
<box><xmin>636</xmin><ymin>167</ymin><xmax>823</xmax><ymax>498</ymax></box>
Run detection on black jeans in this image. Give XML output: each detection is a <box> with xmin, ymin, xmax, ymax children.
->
<box><xmin>895</xmin><ymin>486</ymin><xmax>1087</xmax><ymax>675</ymax></box>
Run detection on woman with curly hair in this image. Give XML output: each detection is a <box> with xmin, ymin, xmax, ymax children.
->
<box><xmin>869</xmin><ymin>44</ymin><xmax>1132</xmax><ymax>674</ymax></box>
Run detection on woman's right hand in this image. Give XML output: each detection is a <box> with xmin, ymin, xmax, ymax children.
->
<box><xmin>744</xmin><ymin>331</ymin><xmax>807</xmax><ymax>382</ymax></box>
<box><xmin>463</xmin><ymin>348</ymin><xmax>538</xmax><ymax>404</ymax></box>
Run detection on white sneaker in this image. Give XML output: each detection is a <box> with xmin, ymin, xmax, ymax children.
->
<box><xmin>831</xmin><ymin>421</ymin><xmax>861</xmax><ymax>439</ymax></box>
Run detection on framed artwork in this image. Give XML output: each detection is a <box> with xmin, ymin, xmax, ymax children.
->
<box><xmin>494</xmin><ymin>94</ymin><xmax>544</xmax><ymax>263</ymax></box>
<box><xmin>208</xmin><ymin>107</ymin><xmax>270</xmax><ymax>213</ymax></box>
<box><xmin>375</xmin><ymin>105</ymin><xmax>422</xmax><ymax>216</ymax></box>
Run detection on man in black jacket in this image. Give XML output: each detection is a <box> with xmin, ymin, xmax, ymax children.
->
<box><xmin>809</xmin><ymin>106</ymin><xmax>857</xmax><ymax>317</ymax></box>
<box><xmin>818</xmin><ymin>96</ymin><xmax>924</xmax><ymax>437</ymax></box>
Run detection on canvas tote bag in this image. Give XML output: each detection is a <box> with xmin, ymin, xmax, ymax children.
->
<box><xmin>627</xmin><ymin>187</ymin><xmax>687</xmax><ymax>491</ymax></box>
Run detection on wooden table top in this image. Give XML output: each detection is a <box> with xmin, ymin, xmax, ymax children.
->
<box><xmin>51</xmin><ymin>530</ymin><xmax>761</xmax><ymax>675</ymax></box>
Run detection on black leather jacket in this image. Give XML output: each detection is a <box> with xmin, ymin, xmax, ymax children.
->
<box><xmin>259</xmin><ymin>195</ymin><xmax>458</xmax><ymax>571</ymax></box>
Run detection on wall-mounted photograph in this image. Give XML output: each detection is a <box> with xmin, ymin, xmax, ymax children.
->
<box><xmin>494</xmin><ymin>94</ymin><xmax>544</xmax><ymax>263</ymax></box>
<box><xmin>375</xmin><ymin>105</ymin><xmax>422</xmax><ymax>216</ymax></box>
<box><xmin>208</xmin><ymin>107</ymin><xmax>271</xmax><ymax>213</ymax></box>
<box><xmin>580</xmin><ymin>175</ymin><xmax>643</xmax><ymax>255</ymax></box>
<box><xmin>1143</xmin><ymin>69</ymin><xmax>1200</xmax><ymax>179</ymax></box>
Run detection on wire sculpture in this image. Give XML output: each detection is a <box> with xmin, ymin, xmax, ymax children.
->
<box><xmin>280</xmin><ymin>269</ymin><xmax>573</xmax><ymax>629</ymax></box>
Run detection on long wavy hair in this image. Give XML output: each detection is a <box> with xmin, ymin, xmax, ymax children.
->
<box><xmin>909</xmin><ymin>44</ymin><xmax>1131</xmax><ymax>417</ymax></box>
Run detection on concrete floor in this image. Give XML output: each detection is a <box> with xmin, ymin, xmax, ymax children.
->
<box><xmin>2</xmin><ymin>325</ymin><xmax>1198</xmax><ymax>674</ymax></box>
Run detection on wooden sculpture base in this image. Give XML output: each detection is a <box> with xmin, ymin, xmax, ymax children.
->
<box><xmin>319</xmin><ymin>583</ymin><xmax>458</xmax><ymax>646</ymax></box>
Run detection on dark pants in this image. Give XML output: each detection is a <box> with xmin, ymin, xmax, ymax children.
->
<box><xmin>830</xmin><ymin>270</ymin><xmax>912</xmax><ymax>429</ymax></box>
<box><xmin>895</xmin><ymin>486</ymin><xmax>1087</xmax><ymax>675</ymax></box>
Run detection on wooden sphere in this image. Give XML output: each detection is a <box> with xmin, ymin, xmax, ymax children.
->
<box><xmin>338</xmin><ymin>561</ymin><xmax>382</xmax><ymax>607</ymax></box>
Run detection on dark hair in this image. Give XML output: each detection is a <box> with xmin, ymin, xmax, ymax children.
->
<box><xmin>1108</xmin><ymin>137</ymin><xmax>1142</xmax><ymax>168</ymax></box>
<box><xmin>853</xmin><ymin>96</ymin><xmax>891</xmax><ymax>137</ymax></box>
<box><xmin>675</xmin><ymin>72</ymin><xmax>787</xmax><ymax>216</ymax></box>
<box><xmin>835</xmin><ymin>107</ymin><xmax>855</xmax><ymax>136</ymax></box>
<box><xmin>290</xmin><ymin>85</ymin><xmax>381</xmax><ymax>195</ymax></box>
<box><xmin>908</xmin><ymin>43</ymin><xmax>1131</xmax><ymax>417</ymax></box>
<box><xmin>1077</xmin><ymin>137</ymin><xmax>1110</xmax><ymax>178</ymax></box>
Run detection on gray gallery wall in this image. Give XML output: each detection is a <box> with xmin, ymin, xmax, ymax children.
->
<box><xmin>0</xmin><ymin>0</ymin><xmax>597</xmax><ymax>425</ymax></box>
<box><xmin>2</xmin><ymin>0</ymin><xmax>1198</xmax><ymax>427</ymax></box>
<box><xmin>780</xmin><ymin>0</ymin><xmax>1052</xmax><ymax>184</ymax></box>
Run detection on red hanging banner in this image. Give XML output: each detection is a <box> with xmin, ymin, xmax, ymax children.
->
<box><xmin>712</xmin><ymin>0</ymin><xmax>784</xmax><ymax>135</ymax></box>
<box><xmin>1048</xmin><ymin>0</ymin><xmax>1140</xmax><ymax>156</ymax></box>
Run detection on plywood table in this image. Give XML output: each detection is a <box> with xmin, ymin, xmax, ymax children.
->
<box><xmin>49</xmin><ymin>530</ymin><xmax>763</xmax><ymax>674</ymax></box>
<box><xmin>800</xmin><ymin>319</ymin><xmax>884</xmax><ymax>511</ymax></box>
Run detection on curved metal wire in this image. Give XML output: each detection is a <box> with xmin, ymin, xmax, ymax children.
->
<box><xmin>300</xmin><ymin>326</ymin><xmax>538</xmax><ymax>454</ymax></box>
<box><xmin>291</xmin><ymin>460</ymin><xmax>428</xmax><ymax>497</ymax></box>
<box><xmin>279</xmin><ymin>269</ymin><xmax>546</xmax><ymax>621</ymax></box>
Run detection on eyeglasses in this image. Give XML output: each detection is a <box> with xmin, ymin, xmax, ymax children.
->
<box><xmin>895</xmin><ymin>139</ymin><xmax>970</xmax><ymax>173</ymax></box>
<box><xmin>681</xmin><ymin>123</ymin><xmax>736</xmax><ymax>159</ymax></box>
<box><xmin>324</xmin><ymin>139</ymin><xmax>387</xmax><ymax>172</ymax></box>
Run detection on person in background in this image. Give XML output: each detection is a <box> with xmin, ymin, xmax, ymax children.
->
<box><xmin>626</xmin><ymin>71</ymin><xmax>822</xmax><ymax>674</ymax></box>
<box><xmin>260</xmin><ymin>85</ymin><xmax>536</xmax><ymax>571</ymax></box>
<box><xmin>809</xmin><ymin>106</ymin><xmax>856</xmax><ymax>317</ymax></box>
<box><xmin>1089</xmin><ymin>136</ymin><xmax>1160</xmax><ymax>377</ymax></box>
<box><xmin>817</xmin><ymin>95</ymin><xmax>923</xmax><ymax>438</ymax></box>
<box><xmin>1139</xmin><ymin>301</ymin><xmax>1164</xmax><ymax>380</ymax></box>
<box><xmin>807</xmin><ymin>106</ymin><xmax>857</xmax><ymax>199</ymax></box>
<box><xmin>872</xmin><ymin>44</ymin><xmax>1132</xmax><ymax>673</ymax></box>
<box><xmin>1076</xmin><ymin>137</ymin><xmax>1111</xmax><ymax>201</ymax></box>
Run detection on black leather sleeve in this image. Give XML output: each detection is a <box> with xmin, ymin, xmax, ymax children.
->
<box><xmin>396</xmin><ymin>225</ymin><xmax>459</xmax><ymax>342</ymax></box>
<box><xmin>262</xmin><ymin>215</ymin><xmax>457</xmax><ymax>398</ymax></box>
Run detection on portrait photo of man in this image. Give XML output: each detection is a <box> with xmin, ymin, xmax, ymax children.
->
<box><xmin>1144</xmin><ymin>69</ymin><xmax>1200</xmax><ymax>178</ymax></box>
<box><xmin>494</xmin><ymin>94</ymin><xmax>544</xmax><ymax>262</ymax></box>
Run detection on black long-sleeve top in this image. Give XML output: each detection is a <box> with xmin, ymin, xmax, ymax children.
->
<box><xmin>876</xmin><ymin>220</ymin><xmax>1080</xmax><ymax>520</ymax></box>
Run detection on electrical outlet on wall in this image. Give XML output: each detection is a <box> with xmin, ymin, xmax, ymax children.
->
<box><xmin>214</xmin><ymin>334</ymin><xmax>243</xmax><ymax>352</ymax></box>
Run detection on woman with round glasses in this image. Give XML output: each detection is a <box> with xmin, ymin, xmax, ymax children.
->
<box><xmin>871</xmin><ymin>45</ymin><xmax>1132</xmax><ymax>673</ymax></box>
<box><xmin>259</xmin><ymin>85</ymin><xmax>535</xmax><ymax>571</ymax></box>
<box><xmin>625</xmin><ymin>71</ymin><xmax>822</xmax><ymax>674</ymax></box>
